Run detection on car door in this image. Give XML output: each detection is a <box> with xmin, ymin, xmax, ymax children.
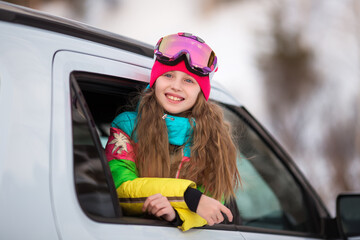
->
<box><xmin>51</xmin><ymin>50</ymin><xmax>247</xmax><ymax>240</ymax></box>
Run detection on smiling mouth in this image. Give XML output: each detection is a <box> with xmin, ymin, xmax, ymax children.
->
<box><xmin>166</xmin><ymin>94</ymin><xmax>184</xmax><ymax>101</ymax></box>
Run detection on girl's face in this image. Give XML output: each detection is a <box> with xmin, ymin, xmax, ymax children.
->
<box><xmin>155</xmin><ymin>71</ymin><xmax>201</xmax><ymax>115</ymax></box>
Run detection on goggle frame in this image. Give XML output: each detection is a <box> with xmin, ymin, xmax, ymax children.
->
<box><xmin>154</xmin><ymin>32</ymin><xmax>218</xmax><ymax>77</ymax></box>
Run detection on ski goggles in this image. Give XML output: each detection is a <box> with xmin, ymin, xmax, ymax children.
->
<box><xmin>154</xmin><ymin>32</ymin><xmax>218</xmax><ymax>76</ymax></box>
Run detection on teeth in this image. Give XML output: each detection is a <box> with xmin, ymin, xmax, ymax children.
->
<box><xmin>167</xmin><ymin>95</ymin><xmax>182</xmax><ymax>101</ymax></box>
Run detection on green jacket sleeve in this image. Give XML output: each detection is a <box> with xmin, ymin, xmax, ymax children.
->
<box><xmin>109</xmin><ymin>159</ymin><xmax>138</xmax><ymax>189</ymax></box>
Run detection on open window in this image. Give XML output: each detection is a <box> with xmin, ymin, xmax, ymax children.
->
<box><xmin>69</xmin><ymin>71</ymin><xmax>241</xmax><ymax>230</ymax></box>
<box><xmin>69</xmin><ymin>70</ymin><xmax>321</xmax><ymax>236</ymax></box>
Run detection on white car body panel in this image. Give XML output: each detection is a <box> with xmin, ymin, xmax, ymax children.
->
<box><xmin>0</xmin><ymin>21</ymin><xmax>58</xmax><ymax>239</ymax></box>
<box><xmin>241</xmin><ymin>232</ymin><xmax>321</xmax><ymax>240</ymax></box>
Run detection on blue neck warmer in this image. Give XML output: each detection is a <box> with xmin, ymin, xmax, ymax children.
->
<box><xmin>111</xmin><ymin>111</ymin><xmax>194</xmax><ymax>157</ymax></box>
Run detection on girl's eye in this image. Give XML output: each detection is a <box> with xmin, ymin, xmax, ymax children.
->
<box><xmin>164</xmin><ymin>73</ymin><xmax>173</xmax><ymax>78</ymax></box>
<box><xmin>185</xmin><ymin>78</ymin><xmax>194</xmax><ymax>84</ymax></box>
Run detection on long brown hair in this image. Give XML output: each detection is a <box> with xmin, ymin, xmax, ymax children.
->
<box><xmin>133</xmin><ymin>87</ymin><xmax>241</xmax><ymax>202</ymax></box>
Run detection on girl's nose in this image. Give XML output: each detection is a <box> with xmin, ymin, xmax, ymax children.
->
<box><xmin>171</xmin><ymin>77</ymin><xmax>182</xmax><ymax>91</ymax></box>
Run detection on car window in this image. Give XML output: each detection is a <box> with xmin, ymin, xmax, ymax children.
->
<box><xmin>221</xmin><ymin>106</ymin><xmax>317</xmax><ymax>233</ymax></box>
<box><xmin>69</xmin><ymin>71</ymin><xmax>319</xmax><ymax>235</ymax></box>
<box><xmin>71</xmin><ymin>75</ymin><xmax>121</xmax><ymax>219</ymax></box>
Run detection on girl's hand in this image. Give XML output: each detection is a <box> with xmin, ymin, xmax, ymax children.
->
<box><xmin>142</xmin><ymin>193</ymin><xmax>176</xmax><ymax>222</ymax></box>
<box><xmin>196</xmin><ymin>195</ymin><xmax>233</xmax><ymax>226</ymax></box>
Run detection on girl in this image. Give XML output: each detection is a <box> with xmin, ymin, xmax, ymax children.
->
<box><xmin>105</xmin><ymin>33</ymin><xmax>241</xmax><ymax>231</ymax></box>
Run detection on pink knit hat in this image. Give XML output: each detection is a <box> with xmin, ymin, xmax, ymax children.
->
<box><xmin>150</xmin><ymin>60</ymin><xmax>211</xmax><ymax>101</ymax></box>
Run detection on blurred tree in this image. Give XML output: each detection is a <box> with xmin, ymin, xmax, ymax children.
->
<box><xmin>258</xmin><ymin>0</ymin><xmax>360</xmax><ymax>213</ymax></box>
<box><xmin>259</xmin><ymin>5</ymin><xmax>318</xmax><ymax>155</ymax></box>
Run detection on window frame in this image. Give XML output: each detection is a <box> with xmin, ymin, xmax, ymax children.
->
<box><xmin>70</xmin><ymin>70</ymin><xmax>329</xmax><ymax>237</ymax></box>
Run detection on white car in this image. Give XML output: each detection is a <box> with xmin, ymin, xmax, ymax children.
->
<box><xmin>0</xmin><ymin>2</ymin><xmax>359</xmax><ymax>240</ymax></box>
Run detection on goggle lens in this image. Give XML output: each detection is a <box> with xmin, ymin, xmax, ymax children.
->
<box><xmin>155</xmin><ymin>33</ymin><xmax>217</xmax><ymax>75</ymax></box>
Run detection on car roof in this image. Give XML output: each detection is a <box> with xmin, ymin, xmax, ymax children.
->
<box><xmin>0</xmin><ymin>1</ymin><xmax>153</xmax><ymax>58</ymax></box>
